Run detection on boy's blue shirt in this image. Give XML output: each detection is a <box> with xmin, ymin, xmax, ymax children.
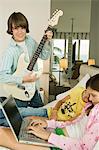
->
<box><xmin>0</xmin><ymin>35</ymin><xmax>52</xmax><ymax>87</ymax></box>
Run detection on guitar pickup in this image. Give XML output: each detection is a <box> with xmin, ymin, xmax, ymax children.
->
<box><xmin>17</xmin><ymin>84</ymin><xmax>25</xmax><ymax>90</ymax></box>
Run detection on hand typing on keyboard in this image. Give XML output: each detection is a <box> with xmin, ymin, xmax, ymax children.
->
<box><xmin>27</xmin><ymin>123</ymin><xmax>51</xmax><ymax>140</ymax></box>
<box><xmin>29</xmin><ymin>119</ymin><xmax>48</xmax><ymax>128</ymax></box>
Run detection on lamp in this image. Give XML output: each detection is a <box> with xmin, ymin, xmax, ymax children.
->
<box><xmin>59</xmin><ymin>58</ymin><xmax>68</xmax><ymax>71</ymax></box>
<box><xmin>88</xmin><ymin>59</ymin><xmax>95</xmax><ymax>66</ymax></box>
<box><xmin>58</xmin><ymin>58</ymin><xmax>68</xmax><ymax>85</ymax></box>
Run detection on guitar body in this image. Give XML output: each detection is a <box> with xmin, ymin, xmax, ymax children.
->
<box><xmin>2</xmin><ymin>53</ymin><xmax>43</xmax><ymax>101</ymax></box>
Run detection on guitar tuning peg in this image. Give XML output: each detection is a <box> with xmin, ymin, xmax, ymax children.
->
<box><xmin>52</xmin><ymin>12</ymin><xmax>56</xmax><ymax>16</ymax></box>
<box><xmin>55</xmin><ymin>9</ymin><xmax>58</xmax><ymax>12</ymax></box>
<box><xmin>55</xmin><ymin>9</ymin><xmax>58</xmax><ymax>14</ymax></box>
<box><xmin>52</xmin><ymin>9</ymin><xmax>58</xmax><ymax>15</ymax></box>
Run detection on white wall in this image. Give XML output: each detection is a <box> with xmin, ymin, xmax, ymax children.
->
<box><xmin>0</xmin><ymin>0</ymin><xmax>50</xmax><ymax>52</ymax></box>
<box><xmin>0</xmin><ymin>0</ymin><xmax>51</xmax><ymax>100</ymax></box>
<box><xmin>90</xmin><ymin>0</ymin><xmax>99</xmax><ymax>65</ymax></box>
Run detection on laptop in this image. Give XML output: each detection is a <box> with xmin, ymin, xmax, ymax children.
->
<box><xmin>0</xmin><ymin>95</ymin><xmax>54</xmax><ymax>147</ymax></box>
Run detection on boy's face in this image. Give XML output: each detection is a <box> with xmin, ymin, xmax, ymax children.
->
<box><xmin>12</xmin><ymin>24</ymin><xmax>26</xmax><ymax>42</ymax></box>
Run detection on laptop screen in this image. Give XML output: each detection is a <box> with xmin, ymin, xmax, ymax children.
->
<box><xmin>2</xmin><ymin>96</ymin><xmax>23</xmax><ymax>140</ymax></box>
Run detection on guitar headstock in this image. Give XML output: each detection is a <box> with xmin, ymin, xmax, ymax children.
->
<box><xmin>48</xmin><ymin>9</ymin><xmax>63</xmax><ymax>27</ymax></box>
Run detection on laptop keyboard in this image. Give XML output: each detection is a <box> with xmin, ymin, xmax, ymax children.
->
<box><xmin>19</xmin><ymin>118</ymin><xmax>36</xmax><ymax>139</ymax></box>
<box><xmin>19</xmin><ymin>118</ymin><xmax>48</xmax><ymax>143</ymax></box>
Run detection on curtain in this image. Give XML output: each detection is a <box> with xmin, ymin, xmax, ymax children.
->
<box><xmin>53</xmin><ymin>30</ymin><xmax>89</xmax><ymax>40</ymax></box>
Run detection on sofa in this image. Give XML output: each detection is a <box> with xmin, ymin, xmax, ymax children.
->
<box><xmin>78</xmin><ymin>64</ymin><xmax>99</xmax><ymax>80</ymax></box>
<box><xmin>44</xmin><ymin>64</ymin><xmax>99</xmax><ymax>108</ymax></box>
<box><xmin>70</xmin><ymin>64</ymin><xmax>99</xmax><ymax>88</ymax></box>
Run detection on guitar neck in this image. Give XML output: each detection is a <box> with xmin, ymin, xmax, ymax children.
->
<box><xmin>27</xmin><ymin>26</ymin><xmax>52</xmax><ymax>71</ymax></box>
<box><xmin>67</xmin><ymin>33</ymin><xmax>73</xmax><ymax>79</ymax></box>
<box><xmin>68</xmin><ymin>33</ymin><xmax>73</xmax><ymax>69</ymax></box>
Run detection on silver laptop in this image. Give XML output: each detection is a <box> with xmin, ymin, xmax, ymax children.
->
<box><xmin>0</xmin><ymin>95</ymin><xmax>54</xmax><ymax>147</ymax></box>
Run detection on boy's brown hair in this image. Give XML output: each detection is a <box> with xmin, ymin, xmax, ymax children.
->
<box><xmin>7</xmin><ymin>12</ymin><xmax>29</xmax><ymax>35</ymax></box>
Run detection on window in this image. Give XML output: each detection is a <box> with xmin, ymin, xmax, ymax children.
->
<box><xmin>52</xmin><ymin>39</ymin><xmax>89</xmax><ymax>70</ymax></box>
<box><xmin>53</xmin><ymin>39</ymin><xmax>65</xmax><ymax>60</ymax></box>
<box><xmin>80</xmin><ymin>40</ymin><xmax>89</xmax><ymax>62</ymax></box>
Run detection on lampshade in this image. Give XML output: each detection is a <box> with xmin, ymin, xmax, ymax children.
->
<box><xmin>59</xmin><ymin>58</ymin><xmax>68</xmax><ymax>70</ymax></box>
<box><xmin>88</xmin><ymin>59</ymin><xmax>95</xmax><ymax>66</ymax></box>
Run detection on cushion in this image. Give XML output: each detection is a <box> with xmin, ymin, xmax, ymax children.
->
<box><xmin>43</xmin><ymin>73</ymin><xmax>90</xmax><ymax>108</ymax></box>
<box><xmin>48</xmin><ymin>87</ymin><xmax>86</xmax><ymax>121</ymax></box>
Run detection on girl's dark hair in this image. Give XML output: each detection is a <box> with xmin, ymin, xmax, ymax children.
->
<box><xmin>7</xmin><ymin>12</ymin><xmax>29</xmax><ymax>35</ymax></box>
<box><xmin>86</xmin><ymin>74</ymin><xmax>99</xmax><ymax>92</ymax></box>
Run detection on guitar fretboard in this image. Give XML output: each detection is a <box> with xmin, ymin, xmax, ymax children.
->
<box><xmin>67</xmin><ymin>33</ymin><xmax>73</xmax><ymax>79</ymax></box>
<box><xmin>27</xmin><ymin>26</ymin><xmax>52</xmax><ymax>71</ymax></box>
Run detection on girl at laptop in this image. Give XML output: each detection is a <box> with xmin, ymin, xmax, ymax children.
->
<box><xmin>27</xmin><ymin>74</ymin><xmax>99</xmax><ymax>150</ymax></box>
<box><xmin>0</xmin><ymin>74</ymin><xmax>98</xmax><ymax>150</ymax></box>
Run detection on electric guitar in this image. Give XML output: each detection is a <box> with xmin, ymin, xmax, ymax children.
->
<box><xmin>1</xmin><ymin>9</ymin><xmax>63</xmax><ymax>101</ymax></box>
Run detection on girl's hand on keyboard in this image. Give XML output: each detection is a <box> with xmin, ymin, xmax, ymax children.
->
<box><xmin>29</xmin><ymin>119</ymin><xmax>48</xmax><ymax>128</ymax></box>
<box><xmin>27</xmin><ymin>124</ymin><xmax>50</xmax><ymax>140</ymax></box>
